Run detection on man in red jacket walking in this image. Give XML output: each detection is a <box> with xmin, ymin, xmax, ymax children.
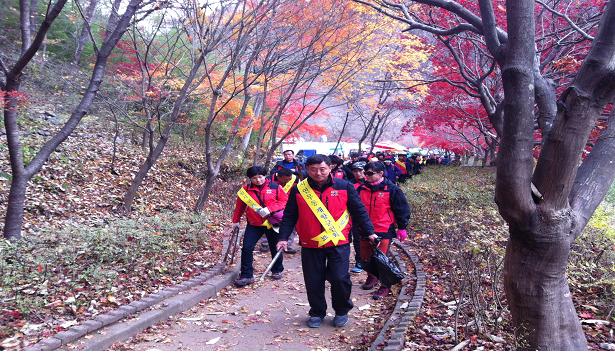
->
<box><xmin>232</xmin><ymin>166</ymin><xmax>288</xmax><ymax>287</ymax></box>
<box><xmin>356</xmin><ymin>161</ymin><xmax>411</xmax><ymax>299</ymax></box>
<box><xmin>277</xmin><ymin>155</ymin><xmax>378</xmax><ymax>329</ymax></box>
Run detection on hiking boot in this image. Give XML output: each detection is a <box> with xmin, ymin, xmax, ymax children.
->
<box><xmin>270</xmin><ymin>271</ymin><xmax>283</xmax><ymax>280</ymax></box>
<box><xmin>350</xmin><ymin>263</ymin><xmax>363</xmax><ymax>273</ymax></box>
<box><xmin>259</xmin><ymin>242</ymin><xmax>270</xmax><ymax>252</ymax></box>
<box><xmin>333</xmin><ymin>314</ymin><xmax>349</xmax><ymax>327</ymax></box>
<box><xmin>361</xmin><ymin>274</ymin><xmax>378</xmax><ymax>290</ymax></box>
<box><xmin>284</xmin><ymin>246</ymin><xmax>298</xmax><ymax>254</ymax></box>
<box><xmin>307</xmin><ymin>316</ymin><xmax>324</xmax><ymax>328</ymax></box>
<box><xmin>234</xmin><ymin>277</ymin><xmax>254</xmax><ymax>287</ymax></box>
<box><xmin>372</xmin><ymin>286</ymin><xmax>390</xmax><ymax>300</ymax></box>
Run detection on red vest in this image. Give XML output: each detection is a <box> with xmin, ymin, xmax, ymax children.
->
<box><xmin>294</xmin><ymin>180</ymin><xmax>352</xmax><ymax>248</ymax></box>
<box><xmin>232</xmin><ymin>180</ymin><xmax>288</xmax><ymax>226</ymax></box>
<box><xmin>357</xmin><ymin>182</ymin><xmax>394</xmax><ymax>233</ymax></box>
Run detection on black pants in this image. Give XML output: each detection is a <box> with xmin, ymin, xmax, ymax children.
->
<box><xmin>240</xmin><ymin>225</ymin><xmax>283</xmax><ymax>278</ymax></box>
<box><xmin>398</xmin><ymin>174</ymin><xmax>410</xmax><ymax>183</ymax></box>
<box><xmin>301</xmin><ymin>243</ymin><xmax>353</xmax><ymax>318</ymax></box>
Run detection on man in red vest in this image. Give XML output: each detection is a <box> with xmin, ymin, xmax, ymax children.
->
<box><xmin>231</xmin><ymin>166</ymin><xmax>288</xmax><ymax>287</ymax></box>
<box><xmin>395</xmin><ymin>154</ymin><xmax>411</xmax><ymax>183</ymax></box>
<box><xmin>277</xmin><ymin>155</ymin><xmax>377</xmax><ymax>329</ymax></box>
<box><xmin>356</xmin><ymin>161</ymin><xmax>411</xmax><ymax>299</ymax></box>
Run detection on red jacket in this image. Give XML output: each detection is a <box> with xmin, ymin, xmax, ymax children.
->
<box><xmin>232</xmin><ymin>180</ymin><xmax>288</xmax><ymax>226</ymax></box>
<box><xmin>332</xmin><ymin>168</ymin><xmax>346</xmax><ymax>180</ymax></box>
<box><xmin>356</xmin><ymin>179</ymin><xmax>411</xmax><ymax>235</ymax></box>
<box><xmin>279</xmin><ymin>177</ymin><xmax>375</xmax><ymax>248</ymax></box>
<box><xmin>395</xmin><ymin>160</ymin><xmax>408</xmax><ymax>175</ymax></box>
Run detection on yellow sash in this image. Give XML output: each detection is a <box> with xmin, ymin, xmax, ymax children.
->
<box><xmin>396</xmin><ymin>160</ymin><xmax>406</xmax><ymax>170</ymax></box>
<box><xmin>296</xmin><ymin>179</ymin><xmax>349</xmax><ymax>247</ymax></box>
<box><xmin>237</xmin><ymin>187</ymin><xmax>272</xmax><ymax>229</ymax></box>
<box><xmin>282</xmin><ymin>174</ymin><xmax>297</xmax><ymax>193</ymax></box>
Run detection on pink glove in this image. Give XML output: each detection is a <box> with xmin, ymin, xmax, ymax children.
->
<box><xmin>397</xmin><ymin>229</ymin><xmax>408</xmax><ymax>241</ymax></box>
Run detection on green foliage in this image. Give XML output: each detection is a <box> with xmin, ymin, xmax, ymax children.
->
<box><xmin>404</xmin><ymin>166</ymin><xmax>496</xmax><ymax>210</ymax></box>
<box><xmin>0</xmin><ymin>0</ymin><xmax>101</xmax><ymax>63</ymax></box>
<box><xmin>22</xmin><ymin>145</ymin><xmax>36</xmax><ymax>166</ymax></box>
<box><xmin>43</xmin><ymin>4</ymin><xmax>80</xmax><ymax>61</ymax></box>
<box><xmin>569</xmin><ymin>205</ymin><xmax>615</xmax><ymax>307</ymax></box>
<box><xmin>606</xmin><ymin>181</ymin><xmax>615</xmax><ymax>205</ymax></box>
<box><xmin>0</xmin><ymin>212</ymin><xmax>211</xmax><ymax>317</ymax></box>
<box><xmin>0</xmin><ymin>1</ymin><xmax>21</xmax><ymax>43</ymax></box>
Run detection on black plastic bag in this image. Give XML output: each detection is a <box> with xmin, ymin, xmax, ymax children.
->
<box><xmin>363</xmin><ymin>248</ymin><xmax>405</xmax><ymax>287</ymax></box>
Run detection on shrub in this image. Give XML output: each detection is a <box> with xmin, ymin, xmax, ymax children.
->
<box><xmin>0</xmin><ymin>212</ymin><xmax>214</xmax><ymax>319</ymax></box>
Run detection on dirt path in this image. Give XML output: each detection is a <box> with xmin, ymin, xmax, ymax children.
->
<box><xmin>114</xmin><ymin>247</ymin><xmax>398</xmax><ymax>350</ymax></box>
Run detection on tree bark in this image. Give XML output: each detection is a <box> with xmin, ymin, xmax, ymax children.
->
<box><xmin>240</xmin><ymin>93</ymin><xmax>263</xmax><ymax>168</ymax></box>
<box><xmin>333</xmin><ymin>112</ymin><xmax>349</xmax><ymax>155</ymax></box>
<box><xmin>481</xmin><ymin>147</ymin><xmax>488</xmax><ymax>168</ymax></box>
<box><xmin>3</xmin><ymin>169</ymin><xmax>28</xmax><ymax>242</ymax></box>
<box><xmin>570</xmin><ymin>110</ymin><xmax>615</xmax><ymax>233</ymax></box>
<box><xmin>29</xmin><ymin>0</ymin><xmax>38</xmax><ymax>37</ymax></box>
<box><xmin>504</xmin><ymin>220</ymin><xmax>586</xmax><ymax>350</ymax></box>
<box><xmin>194</xmin><ymin>169</ymin><xmax>218</xmax><ymax>212</ymax></box>
<box><xmin>74</xmin><ymin>0</ymin><xmax>100</xmax><ymax>65</ymax></box>
<box><xmin>19</xmin><ymin>0</ymin><xmax>32</xmax><ymax>55</ymax></box>
<box><xmin>122</xmin><ymin>150</ymin><xmax>157</xmax><ymax>212</ymax></box>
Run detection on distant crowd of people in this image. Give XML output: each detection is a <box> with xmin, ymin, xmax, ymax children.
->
<box><xmin>270</xmin><ymin>150</ymin><xmax>454</xmax><ymax>186</ymax></box>
<box><xmin>231</xmin><ymin>149</ymin><xmax>450</xmax><ymax>329</ymax></box>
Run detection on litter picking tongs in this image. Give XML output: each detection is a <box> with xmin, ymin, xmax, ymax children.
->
<box><xmin>222</xmin><ymin>225</ymin><xmax>241</xmax><ymax>267</ymax></box>
<box><xmin>259</xmin><ymin>247</ymin><xmax>284</xmax><ymax>282</ymax></box>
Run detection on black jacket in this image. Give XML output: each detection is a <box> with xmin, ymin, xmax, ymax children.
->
<box><xmin>342</xmin><ymin>162</ymin><xmax>358</xmax><ymax>183</ymax></box>
<box><xmin>269</xmin><ymin>159</ymin><xmax>306</xmax><ymax>179</ymax></box>
<box><xmin>278</xmin><ymin>176</ymin><xmax>375</xmax><ymax>244</ymax></box>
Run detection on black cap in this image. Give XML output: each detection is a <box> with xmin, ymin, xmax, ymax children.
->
<box><xmin>351</xmin><ymin>161</ymin><xmax>366</xmax><ymax>170</ymax></box>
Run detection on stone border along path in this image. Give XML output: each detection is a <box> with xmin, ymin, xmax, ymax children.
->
<box><xmin>25</xmin><ymin>264</ymin><xmax>239</xmax><ymax>351</ymax></box>
<box><xmin>25</xmin><ymin>231</ymin><xmax>241</xmax><ymax>351</ymax></box>
<box><xmin>25</xmin><ymin>236</ymin><xmax>423</xmax><ymax>351</ymax></box>
<box><xmin>369</xmin><ymin>240</ymin><xmax>426</xmax><ymax>351</ymax></box>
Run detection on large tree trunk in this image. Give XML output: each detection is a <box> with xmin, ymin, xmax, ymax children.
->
<box><xmin>504</xmin><ymin>217</ymin><xmax>587</xmax><ymax>350</ymax></box>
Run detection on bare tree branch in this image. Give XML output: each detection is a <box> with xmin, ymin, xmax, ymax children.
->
<box><xmin>535</xmin><ymin>0</ymin><xmax>594</xmax><ymax>41</ymax></box>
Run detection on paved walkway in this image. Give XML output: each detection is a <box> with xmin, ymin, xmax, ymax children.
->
<box><xmin>118</xmin><ymin>247</ymin><xmax>398</xmax><ymax>350</ymax></box>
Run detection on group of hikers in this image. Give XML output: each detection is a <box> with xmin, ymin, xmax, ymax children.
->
<box><xmin>230</xmin><ymin>150</ymin><xmax>411</xmax><ymax>329</ymax></box>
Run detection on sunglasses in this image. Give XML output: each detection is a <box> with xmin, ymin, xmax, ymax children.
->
<box><xmin>364</xmin><ymin>171</ymin><xmax>379</xmax><ymax>176</ymax></box>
